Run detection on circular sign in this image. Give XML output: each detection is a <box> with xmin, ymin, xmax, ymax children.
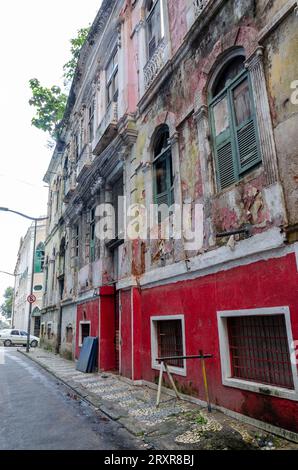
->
<box><xmin>27</xmin><ymin>294</ymin><xmax>36</xmax><ymax>304</ymax></box>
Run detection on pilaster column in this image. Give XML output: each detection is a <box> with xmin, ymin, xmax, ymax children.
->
<box><xmin>245</xmin><ymin>46</ymin><xmax>279</xmax><ymax>186</ymax></box>
<box><xmin>194</xmin><ymin>104</ymin><xmax>213</xmax><ymax>198</ymax></box>
<box><xmin>169</xmin><ymin>132</ymin><xmax>183</xmax><ymax>208</ymax></box>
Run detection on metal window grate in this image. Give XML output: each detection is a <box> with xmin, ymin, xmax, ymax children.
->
<box><xmin>157</xmin><ymin>320</ymin><xmax>183</xmax><ymax>368</ymax></box>
<box><xmin>228</xmin><ymin>315</ymin><xmax>294</xmax><ymax>389</ymax></box>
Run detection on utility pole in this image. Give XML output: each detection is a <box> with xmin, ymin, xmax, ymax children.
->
<box><xmin>0</xmin><ymin>207</ymin><xmax>48</xmax><ymax>351</ymax></box>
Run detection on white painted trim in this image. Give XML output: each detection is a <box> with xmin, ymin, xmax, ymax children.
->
<box><xmin>150</xmin><ymin>314</ymin><xmax>187</xmax><ymax>377</ymax></box>
<box><xmin>78</xmin><ymin>321</ymin><xmax>91</xmax><ymax>347</ymax></box>
<box><xmin>116</xmin><ymin>228</ymin><xmax>291</xmax><ymax>291</ymax></box>
<box><xmin>217</xmin><ymin>307</ymin><xmax>298</xmax><ymax>401</ymax></box>
<box><xmin>294</xmin><ymin>242</ymin><xmax>298</xmax><ymax>272</ymax></box>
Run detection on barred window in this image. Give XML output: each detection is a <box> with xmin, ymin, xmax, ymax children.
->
<box><xmin>227</xmin><ymin>315</ymin><xmax>294</xmax><ymax>389</ymax></box>
<box><xmin>157</xmin><ymin>319</ymin><xmax>183</xmax><ymax>368</ymax></box>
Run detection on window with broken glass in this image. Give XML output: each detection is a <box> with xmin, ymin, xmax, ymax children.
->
<box><xmin>153</xmin><ymin>125</ymin><xmax>174</xmax><ymax>214</ymax></box>
<box><xmin>209</xmin><ymin>56</ymin><xmax>261</xmax><ymax>191</ymax></box>
<box><xmin>146</xmin><ymin>0</ymin><xmax>163</xmax><ymax>59</ymax></box>
<box><xmin>106</xmin><ymin>49</ymin><xmax>118</xmax><ymax>107</ymax></box>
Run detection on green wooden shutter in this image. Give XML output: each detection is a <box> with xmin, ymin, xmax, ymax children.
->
<box><xmin>211</xmin><ymin>95</ymin><xmax>237</xmax><ymax>190</ymax></box>
<box><xmin>232</xmin><ymin>77</ymin><xmax>261</xmax><ymax>174</ymax></box>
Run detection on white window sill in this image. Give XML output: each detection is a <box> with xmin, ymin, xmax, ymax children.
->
<box><xmin>223</xmin><ymin>377</ymin><xmax>298</xmax><ymax>401</ymax></box>
<box><xmin>152</xmin><ymin>362</ymin><xmax>187</xmax><ymax>377</ymax></box>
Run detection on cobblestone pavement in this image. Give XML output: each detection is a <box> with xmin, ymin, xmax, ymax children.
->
<box><xmin>19</xmin><ymin>348</ymin><xmax>298</xmax><ymax>450</ymax></box>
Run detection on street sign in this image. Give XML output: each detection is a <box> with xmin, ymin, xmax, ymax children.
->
<box><xmin>27</xmin><ymin>294</ymin><xmax>36</xmax><ymax>304</ymax></box>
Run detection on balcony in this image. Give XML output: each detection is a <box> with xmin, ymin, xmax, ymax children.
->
<box><xmin>93</xmin><ymin>101</ymin><xmax>118</xmax><ymax>155</ymax></box>
<box><xmin>64</xmin><ymin>172</ymin><xmax>76</xmax><ymax>202</ymax></box>
<box><xmin>76</xmin><ymin>144</ymin><xmax>92</xmax><ymax>181</ymax></box>
<box><xmin>144</xmin><ymin>38</ymin><xmax>166</xmax><ymax>90</ymax></box>
<box><xmin>193</xmin><ymin>0</ymin><xmax>211</xmax><ymax>16</ymax></box>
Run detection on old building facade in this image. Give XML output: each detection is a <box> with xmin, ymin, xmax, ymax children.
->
<box><xmin>13</xmin><ymin>220</ymin><xmax>46</xmax><ymax>335</ymax></box>
<box><xmin>42</xmin><ymin>0</ymin><xmax>298</xmax><ymax>433</ymax></box>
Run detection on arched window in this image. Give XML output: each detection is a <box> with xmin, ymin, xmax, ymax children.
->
<box><xmin>146</xmin><ymin>0</ymin><xmax>164</xmax><ymax>59</ymax></box>
<box><xmin>209</xmin><ymin>54</ymin><xmax>261</xmax><ymax>190</ymax></box>
<box><xmin>34</xmin><ymin>242</ymin><xmax>45</xmax><ymax>273</ymax></box>
<box><xmin>152</xmin><ymin>125</ymin><xmax>174</xmax><ymax>207</ymax></box>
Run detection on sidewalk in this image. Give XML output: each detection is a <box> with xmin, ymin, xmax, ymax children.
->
<box><xmin>19</xmin><ymin>349</ymin><xmax>298</xmax><ymax>450</ymax></box>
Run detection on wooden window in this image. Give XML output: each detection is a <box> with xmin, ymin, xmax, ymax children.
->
<box><xmin>157</xmin><ymin>320</ymin><xmax>183</xmax><ymax>368</ymax></box>
<box><xmin>34</xmin><ymin>243</ymin><xmax>45</xmax><ymax>273</ymax></box>
<box><xmin>146</xmin><ymin>0</ymin><xmax>162</xmax><ymax>59</ymax></box>
<box><xmin>227</xmin><ymin>315</ymin><xmax>294</xmax><ymax>389</ymax></box>
<box><xmin>209</xmin><ymin>56</ymin><xmax>261</xmax><ymax>190</ymax></box>
<box><xmin>153</xmin><ymin>126</ymin><xmax>174</xmax><ymax>210</ymax></box>
<box><xmin>106</xmin><ymin>49</ymin><xmax>118</xmax><ymax>106</ymax></box>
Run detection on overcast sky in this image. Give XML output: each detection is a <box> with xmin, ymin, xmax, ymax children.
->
<box><xmin>0</xmin><ymin>0</ymin><xmax>102</xmax><ymax>304</ymax></box>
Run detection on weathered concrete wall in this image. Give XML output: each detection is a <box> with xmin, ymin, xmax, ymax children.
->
<box><xmin>60</xmin><ymin>304</ymin><xmax>76</xmax><ymax>360</ymax></box>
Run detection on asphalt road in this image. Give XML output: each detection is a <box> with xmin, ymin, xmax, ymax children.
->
<box><xmin>0</xmin><ymin>347</ymin><xmax>142</xmax><ymax>450</ymax></box>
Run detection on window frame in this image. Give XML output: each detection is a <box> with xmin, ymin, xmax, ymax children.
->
<box><xmin>217</xmin><ymin>307</ymin><xmax>298</xmax><ymax>401</ymax></box>
<box><xmin>152</xmin><ymin>128</ymin><xmax>174</xmax><ymax>210</ymax></box>
<box><xmin>106</xmin><ymin>48</ymin><xmax>119</xmax><ymax>107</ymax></box>
<box><xmin>34</xmin><ymin>243</ymin><xmax>45</xmax><ymax>273</ymax></box>
<box><xmin>150</xmin><ymin>315</ymin><xmax>186</xmax><ymax>376</ymax></box>
<box><xmin>146</xmin><ymin>0</ymin><xmax>163</xmax><ymax>60</ymax></box>
<box><xmin>79</xmin><ymin>321</ymin><xmax>91</xmax><ymax>347</ymax></box>
<box><xmin>209</xmin><ymin>67</ymin><xmax>261</xmax><ymax>191</ymax></box>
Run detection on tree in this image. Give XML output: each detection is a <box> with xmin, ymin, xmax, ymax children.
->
<box><xmin>29</xmin><ymin>79</ymin><xmax>67</xmax><ymax>139</ymax></box>
<box><xmin>29</xmin><ymin>26</ymin><xmax>90</xmax><ymax>141</ymax></box>
<box><xmin>63</xmin><ymin>27</ymin><xmax>90</xmax><ymax>84</ymax></box>
<box><xmin>0</xmin><ymin>287</ymin><xmax>14</xmax><ymax>319</ymax></box>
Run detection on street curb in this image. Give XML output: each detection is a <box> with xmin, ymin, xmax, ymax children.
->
<box><xmin>17</xmin><ymin>349</ymin><xmax>298</xmax><ymax>446</ymax></box>
<box><xmin>17</xmin><ymin>349</ymin><xmax>147</xmax><ymax>441</ymax></box>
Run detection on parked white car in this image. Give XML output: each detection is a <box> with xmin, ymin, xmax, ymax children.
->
<box><xmin>0</xmin><ymin>329</ymin><xmax>40</xmax><ymax>348</ymax></box>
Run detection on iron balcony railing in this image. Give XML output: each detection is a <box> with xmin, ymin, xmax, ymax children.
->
<box><xmin>193</xmin><ymin>0</ymin><xmax>211</xmax><ymax>16</ymax></box>
<box><xmin>144</xmin><ymin>37</ymin><xmax>166</xmax><ymax>90</ymax></box>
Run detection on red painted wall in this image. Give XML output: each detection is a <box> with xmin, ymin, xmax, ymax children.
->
<box><xmin>120</xmin><ymin>289</ymin><xmax>133</xmax><ymax>379</ymax></box>
<box><xmin>121</xmin><ymin>253</ymin><xmax>298</xmax><ymax>432</ymax></box>
<box><xmin>76</xmin><ymin>299</ymin><xmax>100</xmax><ymax>359</ymax></box>
<box><xmin>99</xmin><ymin>286</ymin><xmax>116</xmax><ymax>371</ymax></box>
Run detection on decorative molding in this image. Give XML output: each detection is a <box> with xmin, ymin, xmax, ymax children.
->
<box><xmin>258</xmin><ymin>0</ymin><xmax>298</xmax><ymax>43</ymax></box>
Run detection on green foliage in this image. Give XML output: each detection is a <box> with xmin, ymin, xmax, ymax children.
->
<box><xmin>0</xmin><ymin>286</ymin><xmax>14</xmax><ymax>319</ymax></box>
<box><xmin>29</xmin><ymin>26</ymin><xmax>90</xmax><ymax>140</ymax></box>
<box><xmin>29</xmin><ymin>79</ymin><xmax>67</xmax><ymax>138</ymax></box>
<box><xmin>63</xmin><ymin>27</ymin><xmax>90</xmax><ymax>83</ymax></box>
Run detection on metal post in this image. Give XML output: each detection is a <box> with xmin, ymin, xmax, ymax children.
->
<box><xmin>26</xmin><ymin>220</ymin><xmax>37</xmax><ymax>353</ymax></box>
<box><xmin>199</xmin><ymin>349</ymin><xmax>212</xmax><ymax>412</ymax></box>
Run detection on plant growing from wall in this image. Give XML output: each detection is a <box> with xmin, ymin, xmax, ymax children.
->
<box><xmin>28</xmin><ymin>26</ymin><xmax>90</xmax><ymax>142</ymax></box>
